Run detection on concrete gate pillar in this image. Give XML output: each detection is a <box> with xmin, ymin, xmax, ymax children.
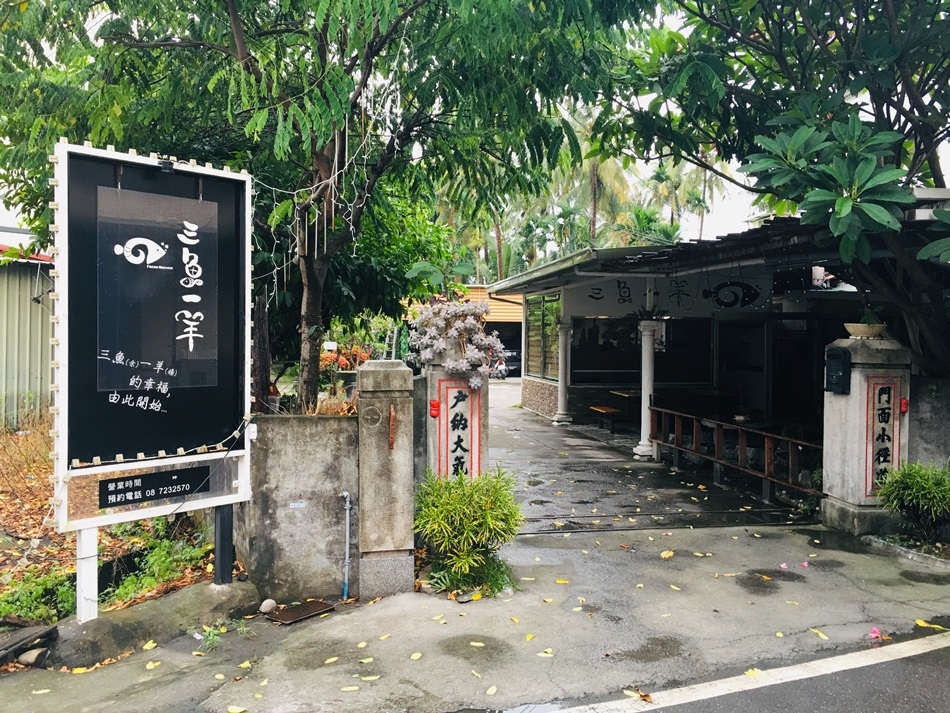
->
<box><xmin>357</xmin><ymin>361</ymin><xmax>416</xmax><ymax>598</ymax></box>
<box><xmin>426</xmin><ymin>365</ymin><xmax>488</xmax><ymax>477</ymax></box>
<box><xmin>821</xmin><ymin>338</ymin><xmax>910</xmax><ymax>535</ymax></box>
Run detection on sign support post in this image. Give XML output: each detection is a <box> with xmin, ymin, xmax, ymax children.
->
<box><xmin>214</xmin><ymin>504</ymin><xmax>234</xmax><ymax>585</ymax></box>
<box><xmin>76</xmin><ymin>527</ymin><xmax>98</xmax><ymax>623</ymax></box>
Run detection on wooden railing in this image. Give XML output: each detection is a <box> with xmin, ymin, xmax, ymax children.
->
<box><xmin>650</xmin><ymin>406</ymin><xmax>824</xmax><ymax>498</ymax></box>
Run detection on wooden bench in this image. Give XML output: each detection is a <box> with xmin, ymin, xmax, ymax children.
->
<box><xmin>590</xmin><ymin>405</ymin><xmax>621</xmax><ymax>433</ymax></box>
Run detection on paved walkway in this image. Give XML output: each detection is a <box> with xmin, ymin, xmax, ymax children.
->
<box><xmin>2</xmin><ymin>380</ymin><xmax>950</xmax><ymax>713</ymax></box>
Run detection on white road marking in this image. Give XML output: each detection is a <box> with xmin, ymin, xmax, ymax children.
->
<box><xmin>561</xmin><ymin>631</ymin><xmax>950</xmax><ymax>712</ymax></box>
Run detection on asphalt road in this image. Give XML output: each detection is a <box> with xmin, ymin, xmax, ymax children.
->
<box><xmin>559</xmin><ymin>634</ymin><xmax>950</xmax><ymax>713</ymax></box>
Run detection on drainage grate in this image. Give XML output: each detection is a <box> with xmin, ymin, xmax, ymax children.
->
<box><xmin>264</xmin><ymin>599</ymin><xmax>336</xmax><ymax>624</ymax></box>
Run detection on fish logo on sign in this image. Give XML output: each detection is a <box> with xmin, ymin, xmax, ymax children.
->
<box><xmin>114</xmin><ymin>237</ymin><xmax>169</xmax><ymax>266</ymax></box>
<box><xmin>702</xmin><ymin>281</ymin><xmax>761</xmax><ymax>308</ymax></box>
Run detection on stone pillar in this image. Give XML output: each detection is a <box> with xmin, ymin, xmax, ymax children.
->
<box><xmin>426</xmin><ymin>365</ymin><xmax>488</xmax><ymax>477</ymax></box>
<box><xmin>552</xmin><ymin>322</ymin><xmax>573</xmax><ymax>425</ymax></box>
<box><xmin>634</xmin><ymin>320</ymin><xmax>661</xmax><ymax>458</ymax></box>
<box><xmin>357</xmin><ymin>361</ymin><xmax>416</xmax><ymax>598</ymax></box>
<box><xmin>821</xmin><ymin>338</ymin><xmax>910</xmax><ymax>535</ymax></box>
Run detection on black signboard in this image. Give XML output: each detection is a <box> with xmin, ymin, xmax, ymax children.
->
<box><xmin>66</xmin><ymin>155</ymin><xmax>247</xmax><ymax>464</ymax></box>
<box><xmin>97</xmin><ymin>466</ymin><xmax>211</xmax><ymax>509</ymax></box>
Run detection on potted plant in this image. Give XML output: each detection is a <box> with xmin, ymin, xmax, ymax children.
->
<box><xmin>844</xmin><ymin>305</ymin><xmax>886</xmax><ymax>339</ymax></box>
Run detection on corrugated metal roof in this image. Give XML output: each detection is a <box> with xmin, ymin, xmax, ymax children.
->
<box><xmin>1</xmin><ymin>262</ymin><xmax>52</xmax><ymax>426</ymax></box>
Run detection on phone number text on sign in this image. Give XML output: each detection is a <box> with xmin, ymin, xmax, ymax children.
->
<box><xmin>97</xmin><ymin>465</ymin><xmax>211</xmax><ymax>509</ymax></box>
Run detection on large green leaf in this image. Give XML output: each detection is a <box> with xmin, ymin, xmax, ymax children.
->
<box><xmin>855</xmin><ymin>202</ymin><xmax>902</xmax><ymax>231</ymax></box>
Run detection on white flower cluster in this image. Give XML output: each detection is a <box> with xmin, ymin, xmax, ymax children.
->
<box><xmin>408</xmin><ymin>299</ymin><xmax>506</xmax><ymax>390</ymax></box>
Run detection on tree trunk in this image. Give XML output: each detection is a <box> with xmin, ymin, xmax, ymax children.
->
<box><xmin>296</xmin><ymin>212</ymin><xmax>332</xmax><ymax>411</ymax></box>
<box><xmin>251</xmin><ymin>295</ymin><xmax>272</xmax><ymax>413</ymax></box>
<box><xmin>698</xmin><ymin>172</ymin><xmax>708</xmax><ymax>240</ymax></box>
<box><xmin>494</xmin><ymin>219</ymin><xmax>504</xmax><ymax>280</ymax></box>
<box><xmin>590</xmin><ymin>163</ymin><xmax>599</xmax><ymax>243</ymax></box>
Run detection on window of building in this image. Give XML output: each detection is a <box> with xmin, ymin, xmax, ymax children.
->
<box><xmin>525</xmin><ymin>294</ymin><xmax>560</xmax><ymax>379</ymax></box>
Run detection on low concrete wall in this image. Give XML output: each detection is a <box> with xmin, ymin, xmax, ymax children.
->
<box><xmin>908</xmin><ymin>376</ymin><xmax>950</xmax><ymax>467</ymax></box>
<box><xmin>235</xmin><ymin>415</ymin><xmax>359</xmax><ymax>602</ymax></box>
<box><xmin>521</xmin><ymin>377</ymin><xmax>557</xmax><ymax>420</ymax></box>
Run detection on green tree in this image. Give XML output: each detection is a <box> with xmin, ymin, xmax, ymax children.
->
<box><xmin>592</xmin><ymin>2</ymin><xmax>950</xmax><ymax>374</ymax></box>
<box><xmin>0</xmin><ymin>0</ymin><xmax>650</xmax><ymax>406</ymax></box>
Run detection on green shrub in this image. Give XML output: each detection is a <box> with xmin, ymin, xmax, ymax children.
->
<box><xmin>414</xmin><ymin>467</ymin><xmax>524</xmax><ymax>596</ymax></box>
<box><xmin>876</xmin><ymin>462</ymin><xmax>950</xmax><ymax>543</ymax></box>
<box><xmin>103</xmin><ymin>538</ymin><xmax>210</xmax><ymax>604</ymax></box>
<box><xmin>0</xmin><ymin>568</ymin><xmax>75</xmax><ymax>623</ymax></box>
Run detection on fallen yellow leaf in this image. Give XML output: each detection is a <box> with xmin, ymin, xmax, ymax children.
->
<box><xmin>525</xmin><ymin>633</ymin><xmax>535</xmax><ymax>641</ymax></box>
<box><xmin>255</xmin><ymin>693</ymin><xmax>263</xmax><ymax>699</ymax></box>
<box><xmin>542</xmin><ymin>598</ymin><xmax>553</xmax><ymax>603</ymax></box>
<box><xmin>145</xmin><ymin>661</ymin><xmax>161</xmax><ymax>670</ymax></box>
<box><xmin>431</xmin><ymin>614</ymin><xmax>443</xmax><ymax>620</ymax></box>
<box><xmin>359</xmin><ymin>657</ymin><xmax>374</xmax><ymax>663</ymax></box>
<box><xmin>71</xmin><ymin>667</ymin><xmax>89</xmax><ymax>674</ymax></box>
<box><xmin>472</xmin><ymin>670</ymin><xmax>481</xmax><ymax>678</ymax></box>
<box><xmin>340</xmin><ymin>685</ymin><xmax>360</xmax><ymax>692</ymax></box>
<box><xmin>379</xmin><ymin>633</ymin><xmax>391</xmax><ymax>640</ymax></box>
<box><xmin>471</xmin><ymin>592</ymin><xmax>482</xmax><ymax>601</ymax></box>
<box><xmin>361</xmin><ymin>675</ymin><xmax>380</xmax><ymax>681</ymax></box>
<box><xmin>357</xmin><ymin>641</ymin><xmax>367</xmax><ymax>648</ymax></box>
<box><xmin>486</xmin><ymin>685</ymin><xmax>498</xmax><ymax>695</ymax></box>
<box><xmin>32</xmin><ymin>690</ymin><xmax>51</xmax><ymax>695</ymax></box>
<box><xmin>776</xmin><ymin>632</ymin><xmax>784</xmax><ymax>638</ymax></box>
<box><xmin>215</xmin><ymin>673</ymin><xmax>226</xmax><ymax>680</ymax></box>
<box><xmin>470</xmin><ymin>641</ymin><xmax>485</xmax><ymax>647</ymax></box>
<box><xmin>511</xmin><ymin>617</ymin><xmax>519</xmax><ymax>623</ymax></box>
<box><xmin>636</xmin><ymin>583</ymin><xmax>644</xmax><ymax>588</ymax></box>
<box><xmin>142</xmin><ymin>640</ymin><xmax>157</xmax><ymax>651</ymax></box>
<box><xmin>555</xmin><ymin>578</ymin><xmax>569</xmax><ymax>584</ymax></box>
<box><xmin>206</xmin><ymin>563</ymin><xmax>213</xmax><ymax>573</ymax></box>
<box><xmin>693</xmin><ymin>552</ymin><xmax>704</xmax><ymax>557</ymax></box>
<box><xmin>520</xmin><ymin>577</ymin><xmax>535</xmax><ymax>581</ymax></box>
<box><xmin>227</xmin><ymin>707</ymin><xmax>247</xmax><ymax>713</ymax></box>
<box><xmin>572</xmin><ymin>606</ymin><xmax>583</xmax><ymax>612</ymax></box>
<box><xmin>260</xmin><ymin>679</ymin><xmax>268</xmax><ymax>687</ymax></box>
<box><xmin>324</xmin><ymin>657</ymin><xmax>339</xmax><ymax>664</ymax></box>
<box><xmin>537</xmin><ymin>648</ymin><xmax>554</xmax><ymax>657</ymax></box>
<box><xmin>410</xmin><ymin>652</ymin><xmax>422</xmax><ymax>660</ymax></box>
<box><xmin>917</xmin><ymin>619</ymin><xmax>949</xmax><ymax>631</ymax></box>
<box><xmin>786</xmin><ymin>601</ymin><xmax>799</xmax><ymax>605</ymax></box>
<box><xmin>745</xmin><ymin>668</ymin><xmax>762</xmax><ymax>677</ymax></box>
<box><xmin>670</xmin><ymin>584</ymin><xmax>681</xmax><ymax>591</ymax></box>
<box><xmin>623</xmin><ymin>688</ymin><xmax>653</xmax><ymax>702</ymax></box>
<box><xmin>191</xmin><ymin>651</ymin><xmax>205</xmax><ymax>657</ymax></box>
<box><xmin>219</xmin><ymin>626</ymin><xmax>228</xmax><ymax>633</ymax></box>
<box><xmin>237</xmin><ymin>660</ymin><xmax>251</xmax><ymax>669</ymax></box>
<box><xmin>810</xmin><ymin>628</ymin><xmax>829</xmax><ymax>640</ymax></box>
<box><xmin>660</xmin><ymin>550</ymin><xmax>675</xmax><ymax>559</ymax></box>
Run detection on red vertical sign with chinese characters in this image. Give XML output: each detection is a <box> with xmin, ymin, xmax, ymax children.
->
<box><xmin>437</xmin><ymin>379</ymin><xmax>482</xmax><ymax>477</ymax></box>
<box><xmin>866</xmin><ymin>377</ymin><xmax>901</xmax><ymax>496</ymax></box>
